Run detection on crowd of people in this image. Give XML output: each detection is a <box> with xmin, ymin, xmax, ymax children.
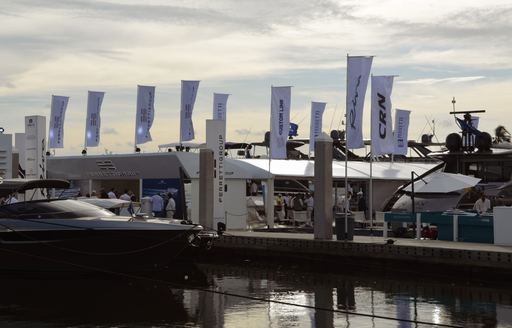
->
<box><xmin>150</xmin><ymin>192</ymin><xmax>176</xmax><ymax>219</ymax></box>
<box><xmin>81</xmin><ymin>188</ymin><xmax>138</xmax><ymax>202</ymax></box>
<box><xmin>0</xmin><ymin>193</ymin><xmax>18</xmax><ymax>205</ymax></box>
<box><xmin>274</xmin><ymin>193</ymin><xmax>315</xmax><ymax>226</ymax></box>
<box><xmin>80</xmin><ymin>187</ymin><xmax>177</xmax><ymax>218</ymax></box>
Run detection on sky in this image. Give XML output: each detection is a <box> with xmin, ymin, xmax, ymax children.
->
<box><xmin>1</xmin><ymin>0</ymin><xmax>512</xmax><ymax>155</ymax></box>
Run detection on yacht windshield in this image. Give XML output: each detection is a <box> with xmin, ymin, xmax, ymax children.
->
<box><xmin>0</xmin><ymin>199</ymin><xmax>116</xmax><ymax>219</ymax></box>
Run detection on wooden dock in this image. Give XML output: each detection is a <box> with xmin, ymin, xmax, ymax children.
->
<box><xmin>210</xmin><ymin>231</ymin><xmax>512</xmax><ymax>281</ymax></box>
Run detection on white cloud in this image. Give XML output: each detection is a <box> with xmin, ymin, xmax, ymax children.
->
<box><xmin>103</xmin><ymin>127</ymin><xmax>118</xmax><ymax>135</ymax></box>
<box><xmin>1</xmin><ymin>0</ymin><xmax>512</xmax><ymax>154</ymax></box>
<box><xmin>399</xmin><ymin>76</ymin><xmax>486</xmax><ymax>85</ymax></box>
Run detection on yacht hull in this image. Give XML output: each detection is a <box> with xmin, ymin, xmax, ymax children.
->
<box><xmin>0</xmin><ymin>225</ymin><xmax>202</xmax><ymax>273</ymax></box>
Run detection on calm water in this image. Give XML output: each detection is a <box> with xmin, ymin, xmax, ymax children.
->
<box><xmin>0</xmin><ymin>260</ymin><xmax>511</xmax><ymax>328</ymax></box>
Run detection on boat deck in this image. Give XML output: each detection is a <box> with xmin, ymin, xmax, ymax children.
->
<box><xmin>225</xmin><ymin>230</ymin><xmax>512</xmax><ymax>253</ymax></box>
<box><xmin>212</xmin><ymin>231</ymin><xmax>512</xmax><ymax>277</ymax></box>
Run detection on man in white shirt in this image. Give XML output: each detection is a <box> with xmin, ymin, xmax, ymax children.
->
<box><xmin>107</xmin><ymin>188</ymin><xmax>117</xmax><ymax>199</ymax></box>
<box><xmin>151</xmin><ymin>193</ymin><xmax>164</xmax><ymax>217</ymax></box>
<box><xmin>473</xmin><ymin>193</ymin><xmax>491</xmax><ymax>214</ymax></box>
<box><xmin>304</xmin><ymin>193</ymin><xmax>314</xmax><ymax>226</ymax></box>
<box><xmin>119</xmin><ymin>190</ymin><xmax>131</xmax><ymax>201</ymax></box>
<box><xmin>5</xmin><ymin>194</ymin><xmax>18</xmax><ymax>205</ymax></box>
<box><xmin>336</xmin><ymin>192</ymin><xmax>352</xmax><ymax>213</ymax></box>
<box><xmin>166</xmin><ymin>196</ymin><xmax>176</xmax><ymax>219</ymax></box>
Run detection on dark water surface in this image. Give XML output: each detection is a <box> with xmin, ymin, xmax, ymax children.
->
<box><xmin>0</xmin><ymin>260</ymin><xmax>511</xmax><ymax>328</ymax></box>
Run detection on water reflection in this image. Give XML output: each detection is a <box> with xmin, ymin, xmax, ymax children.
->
<box><xmin>194</xmin><ymin>262</ymin><xmax>512</xmax><ymax>328</ymax></box>
<box><xmin>0</xmin><ymin>260</ymin><xmax>511</xmax><ymax>327</ymax></box>
<box><xmin>0</xmin><ymin>262</ymin><xmax>208</xmax><ymax>327</ymax></box>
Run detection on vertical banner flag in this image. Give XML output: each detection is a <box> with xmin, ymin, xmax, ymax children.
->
<box><xmin>85</xmin><ymin>91</ymin><xmax>105</xmax><ymax>147</ymax></box>
<box><xmin>213</xmin><ymin>93</ymin><xmax>229</xmax><ymax>121</ymax></box>
<box><xmin>48</xmin><ymin>95</ymin><xmax>69</xmax><ymax>149</ymax></box>
<box><xmin>135</xmin><ymin>85</ymin><xmax>155</xmax><ymax>145</ymax></box>
<box><xmin>180</xmin><ymin>80</ymin><xmax>200</xmax><ymax>142</ymax></box>
<box><xmin>346</xmin><ymin>56</ymin><xmax>373</xmax><ymax>149</ymax></box>
<box><xmin>371</xmin><ymin>75</ymin><xmax>395</xmax><ymax>155</ymax></box>
<box><xmin>471</xmin><ymin>116</ymin><xmax>479</xmax><ymax>146</ymax></box>
<box><xmin>393</xmin><ymin>109</ymin><xmax>411</xmax><ymax>155</ymax></box>
<box><xmin>309</xmin><ymin>101</ymin><xmax>327</xmax><ymax>153</ymax></box>
<box><xmin>270</xmin><ymin>86</ymin><xmax>291</xmax><ymax>159</ymax></box>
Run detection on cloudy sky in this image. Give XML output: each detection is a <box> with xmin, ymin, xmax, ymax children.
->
<box><xmin>1</xmin><ymin>0</ymin><xmax>512</xmax><ymax>155</ymax></box>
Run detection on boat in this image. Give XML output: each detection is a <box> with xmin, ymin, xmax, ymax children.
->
<box><xmin>0</xmin><ymin>179</ymin><xmax>217</xmax><ymax>272</ymax></box>
<box><xmin>384</xmin><ymin>111</ymin><xmax>512</xmax><ymax>212</ymax></box>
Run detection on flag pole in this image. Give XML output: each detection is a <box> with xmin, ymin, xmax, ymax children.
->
<box><xmin>134</xmin><ymin>102</ymin><xmax>138</xmax><ymax>153</ymax></box>
<box><xmin>308</xmin><ymin>101</ymin><xmax>312</xmax><ymax>159</ymax></box>
<box><xmin>269</xmin><ymin>86</ymin><xmax>272</xmax><ymax>171</ymax></box>
<box><xmin>369</xmin><ymin>143</ymin><xmax>373</xmax><ymax>232</ymax></box>
<box><xmin>344</xmin><ymin>54</ymin><xmax>349</xmax><ymax>239</ymax></box>
<box><xmin>369</xmin><ymin>74</ymin><xmax>374</xmax><ymax>233</ymax></box>
<box><xmin>267</xmin><ymin>86</ymin><xmax>273</xmax><ymax>229</ymax></box>
<box><xmin>84</xmin><ymin>94</ymin><xmax>88</xmax><ymax>154</ymax></box>
<box><xmin>134</xmin><ymin>86</ymin><xmax>137</xmax><ymax>153</ymax></box>
<box><xmin>84</xmin><ymin>93</ymin><xmax>88</xmax><ymax>155</ymax></box>
<box><xmin>179</xmin><ymin>80</ymin><xmax>183</xmax><ymax>150</ymax></box>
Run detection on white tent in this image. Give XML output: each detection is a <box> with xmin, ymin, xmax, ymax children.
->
<box><xmin>239</xmin><ymin>158</ymin><xmax>437</xmax><ymax>180</ymax></box>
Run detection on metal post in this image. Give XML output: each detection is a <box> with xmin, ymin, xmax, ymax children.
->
<box><xmin>369</xmin><ymin>153</ymin><xmax>373</xmax><ymax>231</ymax></box>
<box><xmin>453</xmin><ymin>215</ymin><xmax>458</xmax><ymax>241</ymax></box>
<box><xmin>411</xmin><ymin>171</ymin><xmax>415</xmax><ymax>215</ymax></box>
<box><xmin>416</xmin><ymin>213</ymin><xmax>421</xmax><ymax>239</ymax></box>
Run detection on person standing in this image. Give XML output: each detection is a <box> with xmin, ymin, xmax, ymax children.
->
<box><xmin>119</xmin><ymin>190</ymin><xmax>131</xmax><ymax>201</ymax></box>
<box><xmin>166</xmin><ymin>194</ymin><xmax>176</xmax><ymax>219</ymax></box>
<box><xmin>337</xmin><ymin>192</ymin><xmax>352</xmax><ymax>213</ymax></box>
<box><xmin>107</xmin><ymin>188</ymin><xmax>117</xmax><ymax>199</ymax></box>
<box><xmin>346</xmin><ymin>191</ymin><xmax>353</xmax><ymax>213</ymax></box>
<box><xmin>305</xmin><ymin>193</ymin><xmax>314</xmax><ymax>226</ymax></box>
<box><xmin>250</xmin><ymin>181</ymin><xmax>258</xmax><ymax>196</ymax></box>
<box><xmin>151</xmin><ymin>193</ymin><xmax>164</xmax><ymax>217</ymax></box>
<box><xmin>357</xmin><ymin>191</ymin><xmax>367</xmax><ymax>219</ymax></box>
<box><xmin>275</xmin><ymin>194</ymin><xmax>285</xmax><ymax>222</ymax></box>
<box><xmin>100</xmin><ymin>189</ymin><xmax>108</xmax><ymax>199</ymax></box>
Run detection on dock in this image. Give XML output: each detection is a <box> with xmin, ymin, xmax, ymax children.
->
<box><xmin>210</xmin><ymin>231</ymin><xmax>512</xmax><ymax>282</ymax></box>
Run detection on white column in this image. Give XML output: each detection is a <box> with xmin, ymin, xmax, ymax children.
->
<box><xmin>199</xmin><ymin>149</ymin><xmax>214</xmax><ymax>230</ymax></box>
<box><xmin>314</xmin><ymin>132</ymin><xmax>333</xmax><ymax>240</ymax></box>
<box><xmin>264</xmin><ymin>179</ymin><xmax>275</xmax><ymax>229</ymax></box>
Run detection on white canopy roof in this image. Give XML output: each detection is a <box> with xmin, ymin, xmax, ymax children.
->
<box><xmin>239</xmin><ymin>159</ymin><xmax>439</xmax><ymax>181</ymax></box>
<box><xmin>175</xmin><ymin>153</ymin><xmax>272</xmax><ymax>180</ymax></box>
<box><xmin>403</xmin><ymin>172</ymin><xmax>481</xmax><ymax>193</ymax></box>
